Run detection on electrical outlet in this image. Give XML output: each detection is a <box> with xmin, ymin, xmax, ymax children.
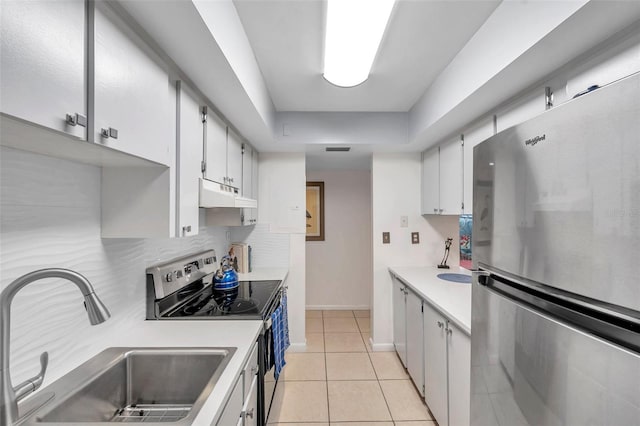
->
<box><xmin>382</xmin><ymin>232</ymin><xmax>390</xmax><ymax>244</ymax></box>
<box><xmin>400</xmin><ymin>216</ymin><xmax>408</xmax><ymax>228</ymax></box>
<box><xmin>411</xmin><ymin>232</ymin><xmax>420</xmax><ymax>244</ymax></box>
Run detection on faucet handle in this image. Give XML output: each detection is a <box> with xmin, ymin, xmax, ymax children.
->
<box><xmin>13</xmin><ymin>351</ymin><xmax>48</xmax><ymax>402</ymax></box>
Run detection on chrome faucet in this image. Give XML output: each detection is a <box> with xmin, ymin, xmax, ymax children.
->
<box><xmin>0</xmin><ymin>268</ymin><xmax>111</xmax><ymax>425</ymax></box>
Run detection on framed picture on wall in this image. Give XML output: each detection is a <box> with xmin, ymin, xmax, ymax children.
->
<box><xmin>306</xmin><ymin>181</ymin><xmax>325</xmax><ymax>241</ymax></box>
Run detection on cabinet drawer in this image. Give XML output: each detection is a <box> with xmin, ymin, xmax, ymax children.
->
<box><xmin>243</xmin><ymin>342</ymin><xmax>259</xmax><ymax>400</ymax></box>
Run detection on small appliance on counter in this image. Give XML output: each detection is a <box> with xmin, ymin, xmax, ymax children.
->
<box><xmin>145</xmin><ymin>250</ymin><xmax>283</xmax><ymax>426</ymax></box>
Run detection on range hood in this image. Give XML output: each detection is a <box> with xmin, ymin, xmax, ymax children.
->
<box><xmin>199</xmin><ymin>178</ymin><xmax>257</xmax><ymax>209</ymax></box>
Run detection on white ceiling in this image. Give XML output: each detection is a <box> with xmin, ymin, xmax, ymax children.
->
<box><xmin>234</xmin><ymin>0</ymin><xmax>501</xmax><ymax>112</ymax></box>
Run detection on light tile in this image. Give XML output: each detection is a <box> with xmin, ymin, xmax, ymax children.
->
<box><xmin>356</xmin><ymin>316</ymin><xmax>371</xmax><ymax>332</ymax></box>
<box><xmin>305</xmin><ymin>310</ymin><xmax>323</xmax><ymax>318</ymax></box>
<box><xmin>303</xmin><ymin>332</ymin><xmax>325</xmax><ymax>353</ymax></box>
<box><xmin>324</xmin><ymin>317</ymin><xmax>359</xmax><ymax>332</ymax></box>
<box><xmin>370</xmin><ymin>352</ymin><xmax>409</xmax><ymax>380</ymax></box>
<box><xmin>332</xmin><ymin>423</ymin><xmax>393</xmax><ymax>426</ymax></box>
<box><xmin>328</xmin><ymin>381</ymin><xmax>392</xmax><ymax>422</ymax></box>
<box><xmin>322</xmin><ymin>309</ymin><xmax>354</xmax><ymax>317</ymax></box>
<box><xmin>282</xmin><ymin>353</ymin><xmax>326</xmax><ymax>381</ymax></box>
<box><xmin>361</xmin><ymin>331</ymin><xmax>373</xmax><ymax>353</ymax></box>
<box><xmin>394</xmin><ymin>422</ymin><xmax>436</xmax><ymax>426</ymax></box>
<box><xmin>326</xmin><ymin>353</ymin><xmax>376</xmax><ymax>380</ymax></box>
<box><xmin>306</xmin><ymin>317</ymin><xmax>323</xmax><ymax>333</ymax></box>
<box><xmin>325</xmin><ymin>333</ymin><xmax>366</xmax><ymax>352</ymax></box>
<box><xmin>379</xmin><ymin>380</ymin><xmax>432</xmax><ymax>421</ymax></box>
<box><xmin>353</xmin><ymin>309</ymin><xmax>371</xmax><ymax>318</ymax></box>
<box><xmin>267</xmin><ymin>381</ymin><xmax>329</xmax><ymax>423</ymax></box>
<box><xmin>270</xmin><ymin>424</ymin><xmax>328</xmax><ymax>426</ymax></box>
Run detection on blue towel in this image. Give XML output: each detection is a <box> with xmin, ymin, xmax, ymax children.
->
<box><xmin>272</xmin><ymin>290</ymin><xmax>290</xmax><ymax>380</ymax></box>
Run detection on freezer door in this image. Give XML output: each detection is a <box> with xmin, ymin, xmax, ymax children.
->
<box><xmin>472</xmin><ymin>72</ymin><xmax>640</xmax><ymax>312</ymax></box>
<box><xmin>471</xmin><ymin>280</ymin><xmax>640</xmax><ymax>426</ymax></box>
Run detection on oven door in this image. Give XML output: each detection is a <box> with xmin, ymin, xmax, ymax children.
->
<box><xmin>260</xmin><ymin>288</ymin><xmax>283</xmax><ymax>425</ymax></box>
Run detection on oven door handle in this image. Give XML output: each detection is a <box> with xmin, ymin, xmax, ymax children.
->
<box><xmin>265</xmin><ymin>317</ymin><xmax>272</xmax><ymax>329</ymax></box>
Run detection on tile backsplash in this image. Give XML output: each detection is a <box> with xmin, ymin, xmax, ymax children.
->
<box><xmin>0</xmin><ymin>146</ymin><xmax>286</xmax><ymax>385</ymax></box>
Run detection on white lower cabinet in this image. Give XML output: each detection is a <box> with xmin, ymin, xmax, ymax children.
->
<box><xmin>448</xmin><ymin>323</ymin><xmax>471</xmax><ymax>426</ymax></box>
<box><xmin>392</xmin><ymin>276</ymin><xmax>407</xmax><ymax>367</ymax></box>
<box><xmin>423</xmin><ymin>302</ymin><xmax>449</xmax><ymax>426</ymax></box>
<box><xmin>216</xmin><ymin>342</ymin><xmax>259</xmax><ymax>426</ymax></box>
<box><xmin>406</xmin><ymin>289</ymin><xmax>424</xmax><ymax>397</ymax></box>
<box><xmin>217</xmin><ymin>376</ymin><xmax>243</xmax><ymax>426</ymax></box>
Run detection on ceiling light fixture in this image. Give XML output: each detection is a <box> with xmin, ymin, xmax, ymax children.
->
<box><xmin>323</xmin><ymin>0</ymin><xmax>395</xmax><ymax>88</ymax></box>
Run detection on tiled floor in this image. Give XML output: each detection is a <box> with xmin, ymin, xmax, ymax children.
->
<box><xmin>268</xmin><ymin>309</ymin><xmax>435</xmax><ymax>425</ymax></box>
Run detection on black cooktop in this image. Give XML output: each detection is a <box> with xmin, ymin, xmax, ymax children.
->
<box><xmin>165</xmin><ymin>280</ymin><xmax>282</xmax><ymax>319</ymax></box>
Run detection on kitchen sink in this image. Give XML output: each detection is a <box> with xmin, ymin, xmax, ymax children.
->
<box><xmin>17</xmin><ymin>347</ymin><xmax>236</xmax><ymax>425</ymax></box>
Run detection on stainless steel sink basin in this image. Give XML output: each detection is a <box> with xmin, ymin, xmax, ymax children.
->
<box><xmin>17</xmin><ymin>347</ymin><xmax>236</xmax><ymax>425</ymax></box>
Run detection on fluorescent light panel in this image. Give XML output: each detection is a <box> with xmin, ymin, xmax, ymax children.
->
<box><xmin>323</xmin><ymin>0</ymin><xmax>395</xmax><ymax>88</ymax></box>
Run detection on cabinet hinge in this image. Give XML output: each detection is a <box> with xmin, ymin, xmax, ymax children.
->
<box><xmin>422</xmin><ymin>385</ymin><xmax>426</xmax><ymax>395</ymax></box>
<box><xmin>421</xmin><ymin>304</ymin><xmax>424</xmax><ymax>313</ymax></box>
<box><xmin>461</xmin><ymin>202</ymin><xmax>464</xmax><ymax>210</ymax></box>
<box><xmin>201</xmin><ymin>161</ymin><xmax>207</xmax><ymax>173</ymax></box>
<box><xmin>460</xmin><ymin>134</ymin><xmax>464</xmax><ymax>146</ymax></box>
<box><xmin>201</xmin><ymin>106</ymin><xmax>208</xmax><ymax>123</ymax></box>
<box><xmin>241</xmin><ymin>143</ymin><xmax>245</xmax><ymax>155</ymax></box>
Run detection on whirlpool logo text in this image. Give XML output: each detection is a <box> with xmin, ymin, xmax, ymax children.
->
<box><xmin>525</xmin><ymin>134</ymin><xmax>546</xmax><ymax>146</ymax></box>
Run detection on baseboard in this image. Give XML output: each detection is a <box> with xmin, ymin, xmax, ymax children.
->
<box><xmin>305</xmin><ymin>305</ymin><xmax>370</xmax><ymax>310</ymax></box>
<box><xmin>287</xmin><ymin>342</ymin><xmax>307</xmax><ymax>352</ymax></box>
<box><xmin>370</xmin><ymin>339</ymin><xmax>395</xmax><ymax>352</ymax></box>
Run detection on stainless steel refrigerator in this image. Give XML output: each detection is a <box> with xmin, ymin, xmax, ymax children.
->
<box><xmin>471</xmin><ymin>72</ymin><xmax>640</xmax><ymax>426</ymax></box>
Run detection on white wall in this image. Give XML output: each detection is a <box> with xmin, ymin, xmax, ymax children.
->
<box><xmin>305</xmin><ymin>170</ymin><xmax>372</xmax><ymax>310</ymax></box>
<box><xmin>257</xmin><ymin>152</ymin><xmax>307</xmax><ymax>348</ymax></box>
<box><xmin>0</xmin><ymin>147</ymin><xmax>231</xmax><ymax>387</ymax></box>
<box><xmin>371</xmin><ymin>153</ymin><xmax>460</xmax><ymax>350</ymax></box>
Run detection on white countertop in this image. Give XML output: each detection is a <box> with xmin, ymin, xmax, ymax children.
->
<box><xmin>388</xmin><ymin>266</ymin><xmax>472</xmax><ymax>335</ymax></box>
<box><xmin>238</xmin><ymin>267</ymin><xmax>289</xmax><ymax>282</ymax></box>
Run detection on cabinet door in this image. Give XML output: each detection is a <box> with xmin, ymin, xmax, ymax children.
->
<box><xmin>463</xmin><ymin>119</ymin><xmax>494</xmax><ymax>214</ymax></box>
<box><xmin>242</xmin><ymin>375</ymin><xmax>259</xmax><ymax>426</ymax></box>
<box><xmin>392</xmin><ymin>276</ymin><xmax>407</xmax><ymax>368</ymax></box>
<box><xmin>216</xmin><ymin>376</ymin><xmax>243</xmax><ymax>426</ymax></box>
<box><xmin>93</xmin><ymin>2</ymin><xmax>172</xmax><ymax>166</ymax></box>
<box><xmin>448</xmin><ymin>324</ymin><xmax>471</xmax><ymax>426</ymax></box>
<box><xmin>176</xmin><ymin>81</ymin><xmax>201</xmax><ymax>237</ymax></box>
<box><xmin>243</xmin><ymin>343</ymin><xmax>259</xmax><ymax>401</ymax></box>
<box><xmin>406</xmin><ymin>289</ymin><xmax>424</xmax><ymax>397</ymax></box>
<box><xmin>439</xmin><ymin>137</ymin><xmax>463</xmax><ymax>215</ymax></box>
<box><xmin>242</xmin><ymin>144</ymin><xmax>253</xmax><ymax>198</ymax></box>
<box><xmin>423</xmin><ymin>303</ymin><xmax>448</xmax><ymax>426</ymax></box>
<box><xmin>1</xmin><ymin>0</ymin><xmax>86</xmax><ymax>139</ymax></box>
<box><xmin>421</xmin><ymin>147</ymin><xmax>439</xmax><ymax>215</ymax></box>
<box><xmin>227</xmin><ymin>128</ymin><xmax>243</xmax><ymax>189</ymax></box>
<box><xmin>204</xmin><ymin>110</ymin><xmax>228</xmax><ymax>185</ymax></box>
<box><xmin>250</xmin><ymin>150</ymin><xmax>259</xmax><ymax>223</ymax></box>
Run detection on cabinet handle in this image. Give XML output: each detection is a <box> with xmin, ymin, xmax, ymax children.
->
<box><xmin>182</xmin><ymin>225</ymin><xmax>192</xmax><ymax>234</ymax></box>
<box><xmin>244</xmin><ymin>408</ymin><xmax>254</xmax><ymax>419</ymax></box>
<box><xmin>101</xmin><ymin>127</ymin><xmax>118</xmax><ymax>139</ymax></box>
<box><xmin>433</xmin><ymin>208</ymin><xmax>438</xmax><ymax>213</ymax></box>
<box><xmin>66</xmin><ymin>113</ymin><xmax>86</xmax><ymax>127</ymax></box>
<box><xmin>447</xmin><ymin>327</ymin><xmax>453</xmax><ymax>336</ymax></box>
<box><xmin>250</xmin><ymin>366</ymin><xmax>259</xmax><ymax>375</ymax></box>
<box><xmin>437</xmin><ymin>321</ymin><xmax>444</xmax><ymax>329</ymax></box>
<box><xmin>439</xmin><ymin>209</ymin><xmax>444</xmax><ymax>213</ymax></box>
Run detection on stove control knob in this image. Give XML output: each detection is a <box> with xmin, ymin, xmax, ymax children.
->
<box><xmin>165</xmin><ymin>273</ymin><xmax>173</xmax><ymax>282</ymax></box>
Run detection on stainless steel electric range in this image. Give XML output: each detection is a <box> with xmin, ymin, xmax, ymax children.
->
<box><xmin>145</xmin><ymin>250</ymin><xmax>283</xmax><ymax>426</ymax></box>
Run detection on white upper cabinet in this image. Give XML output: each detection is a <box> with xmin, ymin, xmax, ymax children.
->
<box><xmin>242</xmin><ymin>144</ymin><xmax>253</xmax><ymax>198</ymax></box>
<box><xmin>463</xmin><ymin>119</ymin><xmax>494</xmax><ymax>214</ymax></box>
<box><xmin>204</xmin><ymin>109</ymin><xmax>228</xmax><ymax>185</ymax></box>
<box><xmin>227</xmin><ymin>128</ymin><xmax>243</xmax><ymax>189</ymax></box>
<box><xmin>439</xmin><ymin>137</ymin><xmax>463</xmax><ymax>215</ymax></box>
<box><xmin>421</xmin><ymin>147</ymin><xmax>439</xmax><ymax>215</ymax></box>
<box><xmin>93</xmin><ymin>2</ymin><xmax>172</xmax><ymax>166</ymax></box>
<box><xmin>422</xmin><ymin>137</ymin><xmax>463</xmax><ymax>215</ymax></box>
<box><xmin>1</xmin><ymin>0</ymin><xmax>86</xmax><ymax>139</ymax></box>
<box><xmin>176</xmin><ymin>81</ymin><xmax>202</xmax><ymax>237</ymax></box>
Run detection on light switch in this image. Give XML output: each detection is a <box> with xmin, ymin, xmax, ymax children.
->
<box><xmin>411</xmin><ymin>232</ymin><xmax>420</xmax><ymax>244</ymax></box>
<box><xmin>382</xmin><ymin>232</ymin><xmax>390</xmax><ymax>244</ymax></box>
<box><xmin>400</xmin><ymin>216</ymin><xmax>408</xmax><ymax>228</ymax></box>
